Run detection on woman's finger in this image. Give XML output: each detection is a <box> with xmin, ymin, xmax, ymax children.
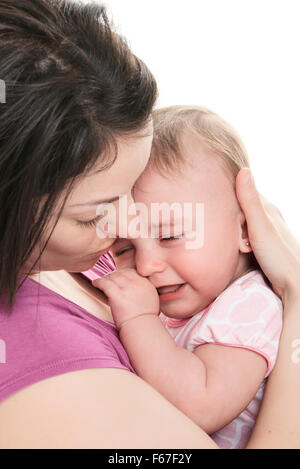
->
<box><xmin>237</xmin><ymin>168</ymin><xmax>300</xmax><ymax>259</ymax></box>
<box><xmin>235</xmin><ymin>168</ymin><xmax>300</xmax><ymax>299</ymax></box>
<box><xmin>235</xmin><ymin>168</ymin><xmax>275</xmax><ymax>244</ymax></box>
<box><xmin>259</xmin><ymin>194</ymin><xmax>285</xmax><ymax>221</ymax></box>
<box><xmin>259</xmin><ymin>193</ymin><xmax>300</xmax><ymax>259</ymax></box>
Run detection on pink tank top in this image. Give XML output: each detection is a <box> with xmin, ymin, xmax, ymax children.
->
<box><xmin>0</xmin><ymin>253</ymin><xmax>136</xmax><ymax>404</ymax></box>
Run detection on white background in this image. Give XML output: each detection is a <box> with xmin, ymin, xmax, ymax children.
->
<box><xmin>79</xmin><ymin>0</ymin><xmax>300</xmax><ymax>236</ymax></box>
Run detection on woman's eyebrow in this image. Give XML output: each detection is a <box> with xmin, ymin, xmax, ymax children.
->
<box><xmin>68</xmin><ymin>195</ymin><xmax>120</xmax><ymax>208</ymax></box>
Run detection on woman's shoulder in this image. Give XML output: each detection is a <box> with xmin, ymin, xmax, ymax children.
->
<box><xmin>0</xmin><ymin>273</ymin><xmax>135</xmax><ymax>405</ymax></box>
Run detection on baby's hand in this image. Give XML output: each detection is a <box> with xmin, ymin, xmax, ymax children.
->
<box><xmin>92</xmin><ymin>268</ymin><xmax>160</xmax><ymax>329</ymax></box>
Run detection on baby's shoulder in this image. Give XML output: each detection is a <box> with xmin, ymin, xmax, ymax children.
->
<box><xmin>207</xmin><ymin>269</ymin><xmax>282</xmax><ymax>325</ymax></box>
<box><xmin>216</xmin><ymin>269</ymin><xmax>280</xmax><ymax>306</ymax></box>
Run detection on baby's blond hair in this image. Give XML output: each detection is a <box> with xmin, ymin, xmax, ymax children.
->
<box><xmin>148</xmin><ymin>105</ymin><xmax>250</xmax><ymax>182</ymax></box>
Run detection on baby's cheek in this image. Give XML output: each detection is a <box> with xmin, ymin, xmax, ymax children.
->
<box><xmin>183</xmin><ymin>246</ymin><xmax>226</xmax><ymax>294</ymax></box>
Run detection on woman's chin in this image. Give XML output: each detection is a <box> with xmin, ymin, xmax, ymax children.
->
<box><xmin>79</xmin><ymin>258</ymin><xmax>100</xmax><ymax>271</ymax></box>
<box><xmin>79</xmin><ymin>251</ymin><xmax>108</xmax><ymax>270</ymax></box>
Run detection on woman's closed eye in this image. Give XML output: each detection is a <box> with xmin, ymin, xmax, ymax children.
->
<box><xmin>76</xmin><ymin>215</ymin><xmax>103</xmax><ymax>229</ymax></box>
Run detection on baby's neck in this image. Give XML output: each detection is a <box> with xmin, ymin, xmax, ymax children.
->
<box><xmin>232</xmin><ymin>252</ymin><xmax>255</xmax><ymax>283</ymax></box>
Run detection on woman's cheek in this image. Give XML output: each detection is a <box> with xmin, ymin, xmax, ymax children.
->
<box><xmin>49</xmin><ymin>221</ymin><xmax>96</xmax><ymax>257</ymax></box>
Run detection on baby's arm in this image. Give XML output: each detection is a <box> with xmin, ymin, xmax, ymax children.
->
<box><xmin>93</xmin><ymin>269</ymin><xmax>267</xmax><ymax>434</ymax></box>
<box><xmin>118</xmin><ymin>314</ymin><xmax>267</xmax><ymax>434</ymax></box>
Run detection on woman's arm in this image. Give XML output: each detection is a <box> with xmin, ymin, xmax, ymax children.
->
<box><xmin>0</xmin><ymin>368</ymin><xmax>218</xmax><ymax>449</ymax></box>
<box><xmin>236</xmin><ymin>168</ymin><xmax>300</xmax><ymax>449</ymax></box>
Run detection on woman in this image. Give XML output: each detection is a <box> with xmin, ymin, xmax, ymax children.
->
<box><xmin>0</xmin><ymin>0</ymin><xmax>299</xmax><ymax>448</ymax></box>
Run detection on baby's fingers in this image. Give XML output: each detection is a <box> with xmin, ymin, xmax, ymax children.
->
<box><xmin>115</xmin><ymin>267</ymin><xmax>142</xmax><ymax>281</ymax></box>
<box><xmin>94</xmin><ymin>272</ymin><xmax>131</xmax><ymax>289</ymax></box>
<box><xmin>92</xmin><ymin>275</ymin><xmax>121</xmax><ymax>297</ymax></box>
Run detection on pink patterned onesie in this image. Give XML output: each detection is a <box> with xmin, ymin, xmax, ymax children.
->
<box><xmin>159</xmin><ymin>270</ymin><xmax>283</xmax><ymax>449</ymax></box>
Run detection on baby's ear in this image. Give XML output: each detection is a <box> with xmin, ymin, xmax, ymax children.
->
<box><xmin>238</xmin><ymin>212</ymin><xmax>252</xmax><ymax>253</ymax></box>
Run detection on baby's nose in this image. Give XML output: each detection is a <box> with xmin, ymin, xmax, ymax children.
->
<box><xmin>135</xmin><ymin>245</ymin><xmax>167</xmax><ymax>278</ymax></box>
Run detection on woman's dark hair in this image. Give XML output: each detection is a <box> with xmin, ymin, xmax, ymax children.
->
<box><xmin>0</xmin><ymin>0</ymin><xmax>157</xmax><ymax>312</ymax></box>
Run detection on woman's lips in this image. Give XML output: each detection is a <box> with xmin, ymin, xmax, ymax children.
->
<box><xmin>157</xmin><ymin>283</ymin><xmax>186</xmax><ymax>302</ymax></box>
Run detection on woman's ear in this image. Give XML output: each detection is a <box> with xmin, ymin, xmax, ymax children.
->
<box><xmin>238</xmin><ymin>212</ymin><xmax>252</xmax><ymax>253</ymax></box>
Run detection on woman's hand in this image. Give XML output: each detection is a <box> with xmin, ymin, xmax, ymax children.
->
<box><xmin>238</xmin><ymin>169</ymin><xmax>300</xmax><ymax>448</ymax></box>
<box><xmin>236</xmin><ymin>168</ymin><xmax>300</xmax><ymax>303</ymax></box>
<box><xmin>92</xmin><ymin>268</ymin><xmax>160</xmax><ymax>329</ymax></box>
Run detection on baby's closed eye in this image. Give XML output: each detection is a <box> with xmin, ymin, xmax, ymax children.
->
<box><xmin>111</xmin><ymin>238</ymin><xmax>135</xmax><ymax>269</ymax></box>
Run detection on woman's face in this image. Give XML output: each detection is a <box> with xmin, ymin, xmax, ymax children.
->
<box><xmin>24</xmin><ymin>125</ymin><xmax>153</xmax><ymax>273</ymax></box>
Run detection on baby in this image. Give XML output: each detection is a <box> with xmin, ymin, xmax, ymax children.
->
<box><xmin>94</xmin><ymin>105</ymin><xmax>283</xmax><ymax>449</ymax></box>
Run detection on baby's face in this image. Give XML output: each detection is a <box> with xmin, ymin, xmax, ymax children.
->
<box><xmin>111</xmin><ymin>132</ymin><xmax>251</xmax><ymax>319</ymax></box>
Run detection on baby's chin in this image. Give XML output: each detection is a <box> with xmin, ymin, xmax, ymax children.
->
<box><xmin>160</xmin><ymin>301</ymin><xmax>211</xmax><ymax>319</ymax></box>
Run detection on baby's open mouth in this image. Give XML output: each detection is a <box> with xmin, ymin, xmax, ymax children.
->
<box><xmin>157</xmin><ymin>284</ymin><xmax>185</xmax><ymax>295</ymax></box>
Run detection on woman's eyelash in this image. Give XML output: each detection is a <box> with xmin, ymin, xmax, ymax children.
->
<box><xmin>77</xmin><ymin>215</ymin><xmax>102</xmax><ymax>228</ymax></box>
